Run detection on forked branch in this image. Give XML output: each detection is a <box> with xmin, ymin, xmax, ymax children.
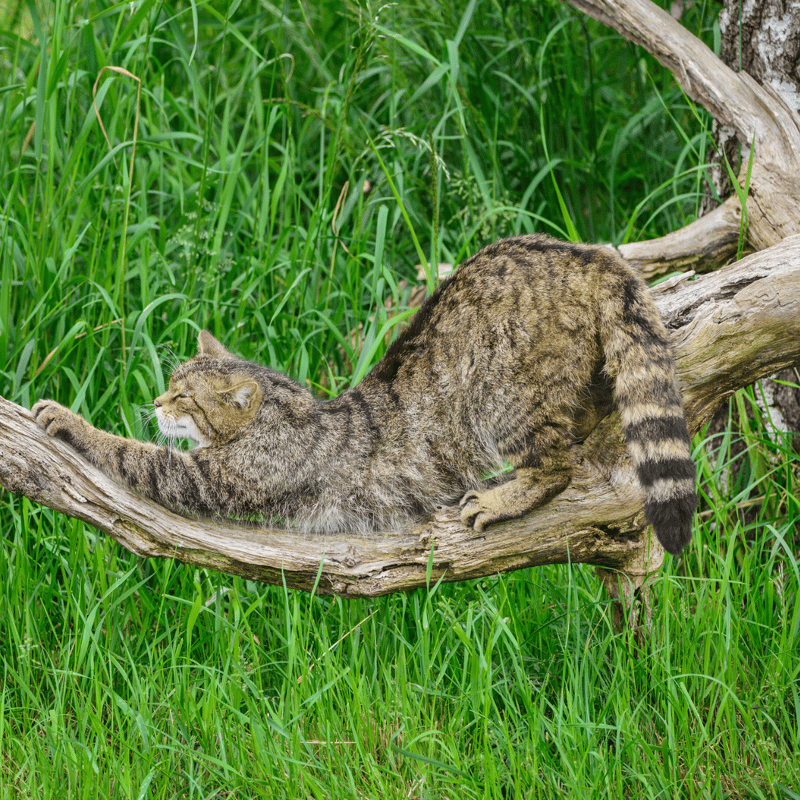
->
<box><xmin>569</xmin><ymin>0</ymin><xmax>800</xmax><ymax>262</ymax></box>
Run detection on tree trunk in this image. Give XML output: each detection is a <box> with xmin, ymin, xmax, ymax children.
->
<box><xmin>701</xmin><ymin>0</ymin><xmax>800</xmax><ymax>449</ymax></box>
<box><xmin>701</xmin><ymin>0</ymin><xmax>800</xmax><ymax>211</ymax></box>
<box><xmin>721</xmin><ymin>0</ymin><xmax>800</xmax><ymax>111</ymax></box>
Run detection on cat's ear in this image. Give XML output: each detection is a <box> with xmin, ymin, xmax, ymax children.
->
<box><xmin>198</xmin><ymin>330</ymin><xmax>234</xmax><ymax>358</ymax></box>
<box><xmin>208</xmin><ymin>372</ymin><xmax>261</xmax><ymax>409</ymax></box>
<box><xmin>227</xmin><ymin>378</ymin><xmax>260</xmax><ymax>409</ymax></box>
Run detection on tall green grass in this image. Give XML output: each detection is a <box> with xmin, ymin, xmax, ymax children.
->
<box><xmin>1</xmin><ymin>1</ymin><xmax>798</xmax><ymax>797</ymax></box>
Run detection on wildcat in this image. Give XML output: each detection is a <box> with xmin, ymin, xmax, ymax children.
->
<box><xmin>34</xmin><ymin>233</ymin><xmax>697</xmax><ymax>555</ymax></box>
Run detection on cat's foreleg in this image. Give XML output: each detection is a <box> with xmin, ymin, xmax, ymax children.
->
<box><xmin>33</xmin><ymin>400</ymin><xmax>158</xmax><ymax>485</ymax></box>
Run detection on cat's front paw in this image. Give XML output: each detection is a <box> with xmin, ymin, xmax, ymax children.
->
<box><xmin>33</xmin><ymin>400</ymin><xmax>87</xmax><ymax>443</ymax></box>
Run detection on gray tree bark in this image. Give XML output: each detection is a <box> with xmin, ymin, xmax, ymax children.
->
<box><xmin>721</xmin><ymin>0</ymin><xmax>800</xmax><ymax>110</ymax></box>
<box><xmin>703</xmin><ymin>0</ymin><xmax>800</xmax><ymax>209</ymax></box>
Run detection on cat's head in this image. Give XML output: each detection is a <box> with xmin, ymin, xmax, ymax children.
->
<box><xmin>154</xmin><ymin>331</ymin><xmax>263</xmax><ymax>447</ymax></box>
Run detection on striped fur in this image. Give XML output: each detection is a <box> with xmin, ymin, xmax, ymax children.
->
<box><xmin>594</xmin><ymin>250</ymin><xmax>697</xmax><ymax>554</ymax></box>
<box><xmin>33</xmin><ymin>234</ymin><xmax>697</xmax><ymax>554</ymax></box>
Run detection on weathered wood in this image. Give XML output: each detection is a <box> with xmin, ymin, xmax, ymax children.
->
<box><xmin>2</xmin><ymin>239</ymin><xmax>798</xmax><ymax>596</ymax></box>
<box><xmin>617</xmin><ymin>198</ymin><xmax>744</xmax><ymax>280</ymax></box>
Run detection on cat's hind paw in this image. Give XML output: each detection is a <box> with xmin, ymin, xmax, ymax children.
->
<box><xmin>459</xmin><ymin>490</ymin><xmax>500</xmax><ymax>533</ymax></box>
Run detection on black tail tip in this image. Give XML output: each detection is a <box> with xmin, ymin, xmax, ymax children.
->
<box><xmin>644</xmin><ymin>495</ymin><xmax>698</xmax><ymax>556</ymax></box>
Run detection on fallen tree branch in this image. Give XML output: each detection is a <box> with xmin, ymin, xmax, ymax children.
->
<box><xmin>3</xmin><ymin>0</ymin><xmax>800</xmax><ymax>602</ymax></box>
<box><xmin>2</xmin><ymin>237</ymin><xmax>798</xmax><ymax>595</ymax></box>
<box><xmin>0</xmin><ymin>396</ymin><xmax>651</xmax><ymax>596</ymax></box>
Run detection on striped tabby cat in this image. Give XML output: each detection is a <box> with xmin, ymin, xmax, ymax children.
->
<box><xmin>34</xmin><ymin>234</ymin><xmax>697</xmax><ymax>554</ymax></box>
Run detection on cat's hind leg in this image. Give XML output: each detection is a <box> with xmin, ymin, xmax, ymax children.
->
<box><xmin>459</xmin><ymin>429</ymin><xmax>574</xmax><ymax>532</ymax></box>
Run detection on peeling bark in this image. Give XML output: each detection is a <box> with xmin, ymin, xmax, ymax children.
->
<box><xmin>720</xmin><ymin>0</ymin><xmax>800</xmax><ymax>112</ymax></box>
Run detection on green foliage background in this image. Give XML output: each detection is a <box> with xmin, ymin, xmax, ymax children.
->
<box><xmin>0</xmin><ymin>1</ymin><xmax>798</xmax><ymax>797</ymax></box>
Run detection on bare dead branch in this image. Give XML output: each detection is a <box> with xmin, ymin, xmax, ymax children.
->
<box><xmin>3</xmin><ymin>0</ymin><xmax>799</xmax><ymax>610</ymax></box>
<box><xmin>570</xmin><ymin>0</ymin><xmax>800</xmax><ymax>253</ymax></box>
<box><xmin>617</xmin><ymin>198</ymin><xmax>744</xmax><ymax>280</ymax></box>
